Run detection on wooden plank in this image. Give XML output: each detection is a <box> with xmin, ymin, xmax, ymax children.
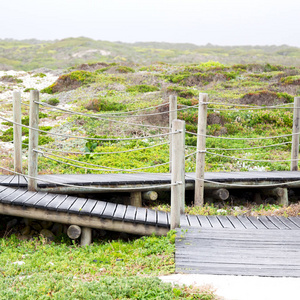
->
<box><xmin>256</xmin><ymin>216</ymin><xmax>279</xmax><ymax>229</ymax></box>
<box><xmin>276</xmin><ymin>216</ymin><xmax>300</xmax><ymax>230</ymax></box>
<box><xmin>135</xmin><ymin>207</ymin><xmax>147</xmax><ymax>223</ymax></box>
<box><xmin>13</xmin><ymin>190</ymin><xmax>37</xmax><ymax>206</ymax></box>
<box><xmin>23</xmin><ymin>192</ymin><xmax>48</xmax><ymax>207</ymax></box>
<box><xmin>124</xmin><ymin>205</ymin><xmax>136</xmax><ymax>222</ymax></box>
<box><xmin>247</xmin><ymin>216</ymin><xmax>267</xmax><ymax>229</ymax></box>
<box><xmin>227</xmin><ymin>216</ymin><xmax>245</xmax><ymax>229</ymax></box>
<box><xmin>0</xmin><ymin>188</ymin><xmax>16</xmax><ymax>200</ymax></box>
<box><xmin>206</xmin><ymin>216</ymin><xmax>223</xmax><ymax>228</ymax></box>
<box><xmin>216</xmin><ymin>216</ymin><xmax>235</xmax><ymax>229</ymax></box>
<box><xmin>68</xmin><ymin>198</ymin><xmax>88</xmax><ymax>214</ymax></box>
<box><xmin>146</xmin><ymin>209</ymin><xmax>157</xmax><ymax>226</ymax></box>
<box><xmin>35</xmin><ymin>194</ymin><xmax>58</xmax><ymax>209</ymax></box>
<box><xmin>113</xmin><ymin>204</ymin><xmax>127</xmax><ymax>221</ymax></box>
<box><xmin>288</xmin><ymin>217</ymin><xmax>300</xmax><ymax>228</ymax></box>
<box><xmin>1</xmin><ymin>189</ymin><xmax>27</xmax><ymax>204</ymax></box>
<box><xmin>187</xmin><ymin>215</ymin><xmax>200</xmax><ymax>227</ymax></box>
<box><xmin>266</xmin><ymin>216</ymin><xmax>290</xmax><ymax>230</ymax></box>
<box><xmin>180</xmin><ymin>214</ymin><xmax>189</xmax><ymax>227</ymax></box>
<box><xmin>157</xmin><ymin>210</ymin><xmax>169</xmax><ymax>227</ymax></box>
<box><xmin>79</xmin><ymin>199</ymin><xmax>97</xmax><ymax>216</ymax></box>
<box><xmin>56</xmin><ymin>196</ymin><xmax>78</xmax><ymax>212</ymax></box>
<box><xmin>91</xmin><ymin>201</ymin><xmax>107</xmax><ymax>217</ymax></box>
<box><xmin>236</xmin><ymin>216</ymin><xmax>256</xmax><ymax>229</ymax></box>
<box><xmin>46</xmin><ymin>194</ymin><xmax>68</xmax><ymax>211</ymax></box>
<box><xmin>196</xmin><ymin>215</ymin><xmax>212</xmax><ymax>228</ymax></box>
<box><xmin>101</xmin><ymin>202</ymin><xmax>117</xmax><ymax>219</ymax></box>
<box><xmin>0</xmin><ymin>186</ymin><xmax>8</xmax><ymax>193</ymax></box>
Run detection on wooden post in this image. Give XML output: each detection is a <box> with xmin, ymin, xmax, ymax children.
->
<box><xmin>291</xmin><ymin>97</ymin><xmax>300</xmax><ymax>171</ymax></box>
<box><xmin>67</xmin><ymin>224</ymin><xmax>81</xmax><ymax>239</ymax></box>
<box><xmin>80</xmin><ymin>227</ymin><xmax>92</xmax><ymax>246</ymax></box>
<box><xmin>142</xmin><ymin>191</ymin><xmax>158</xmax><ymax>201</ymax></box>
<box><xmin>28</xmin><ymin>90</ymin><xmax>39</xmax><ymax>191</ymax></box>
<box><xmin>171</xmin><ymin>119</ymin><xmax>185</xmax><ymax>229</ymax></box>
<box><xmin>262</xmin><ymin>187</ymin><xmax>288</xmax><ymax>206</ymax></box>
<box><xmin>194</xmin><ymin>93</ymin><xmax>208</xmax><ymax>206</ymax></box>
<box><xmin>169</xmin><ymin>95</ymin><xmax>177</xmax><ymax>172</ymax></box>
<box><xmin>13</xmin><ymin>91</ymin><xmax>22</xmax><ymax>173</ymax></box>
<box><xmin>130</xmin><ymin>191</ymin><xmax>142</xmax><ymax>207</ymax></box>
<box><xmin>206</xmin><ymin>188</ymin><xmax>230</xmax><ymax>201</ymax></box>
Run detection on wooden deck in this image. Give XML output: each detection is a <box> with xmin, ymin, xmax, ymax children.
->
<box><xmin>176</xmin><ymin>217</ymin><xmax>300</xmax><ymax>277</ymax></box>
<box><xmin>1</xmin><ymin>171</ymin><xmax>300</xmax><ymax>193</ymax></box>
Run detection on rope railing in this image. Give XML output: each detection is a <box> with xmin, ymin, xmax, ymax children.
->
<box><xmin>0</xmin><ymin>166</ymin><xmax>177</xmax><ymax>191</ymax></box>
<box><xmin>0</xmin><ymin>115</ymin><xmax>175</xmax><ymax>141</ymax></box>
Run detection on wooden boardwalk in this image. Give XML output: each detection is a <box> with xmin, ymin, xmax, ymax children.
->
<box><xmin>1</xmin><ymin>171</ymin><xmax>300</xmax><ymax>193</ymax></box>
<box><xmin>176</xmin><ymin>216</ymin><xmax>300</xmax><ymax>277</ymax></box>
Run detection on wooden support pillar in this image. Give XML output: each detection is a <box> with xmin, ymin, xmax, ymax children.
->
<box><xmin>130</xmin><ymin>191</ymin><xmax>142</xmax><ymax>207</ymax></box>
<box><xmin>142</xmin><ymin>191</ymin><xmax>158</xmax><ymax>201</ymax></box>
<box><xmin>291</xmin><ymin>97</ymin><xmax>300</xmax><ymax>171</ymax></box>
<box><xmin>194</xmin><ymin>93</ymin><xmax>208</xmax><ymax>207</ymax></box>
<box><xmin>28</xmin><ymin>90</ymin><xmax>39</xmax><ymax>191</ymax></box>
<box><xmin>80</xmin><ymin>227</ymin><xmax>92</xmax><ymax>246</ymax></box>
<box><xmin>171</xmin><ymin>119</ymin><xmax>185</xmax><ymax>229</ymax></box>
<box><xmin>67</xmin><ymin>224</ymin><xmax>81</xmax><ymax>239</ymax></box>
<box><xmin>13</xmin><ymin>91</ymin><xmax>22</xmax><ymax>174</ymax></box>
<box><xmin>169</xmin><ymin>95</ymin><xmax>177</xmax><ymax>173</ymax></box>
<box><xmin>262</xmin><ymin>188</ymin><xmax>288</xmax><ymax>206</ymax></box>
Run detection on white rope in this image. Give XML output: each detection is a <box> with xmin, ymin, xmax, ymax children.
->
<box><xmin>185</xmin><ymin>174</ymin><xmax>298</xmax><ymax>188</ymax></box>
<box><xmin>38</xmin><ymin>141</ymin><xmax>169</xmax><ymax>155</ymax></box>
<box><xmin>34</xmin><ymin>102</ymin><xmax>169</xmax><ymax>130</ymax></box>
<box><xmin>206</xmin><ymin>151</ymin><xmax>293</xmax><ymax>163</ymax></box>
<box><xmin>206</xmin><ymin>142</ymin><xmax>292</xmax><ymax>151</ymax></box>
<box><xmin>0</xmin><ymin>115</ymin><xmax>174</xmax><ymax>141</ymax></box>
<box><xmin>186</xmin><ymin>131</ymin><xmax>294</xmax><ymax>140</ymax></box>
<box><xmin>38</xmin><ymin>151</ymin><xmax>170</xmax><ymax>172</ymax></box>
<box><xmin>206</xmin><ymin>101</ymin><xmax>294</xmax><ymax>109</ymax></box>
<box><xmin>0</xmin><ymin>166</ymin><xmax>176</xmax><ymax>191</ymax></box>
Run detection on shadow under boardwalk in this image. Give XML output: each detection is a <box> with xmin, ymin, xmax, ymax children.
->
<box><xmin>176</xmin><ymin>222</ymin><xmax>300</xmax><ymax>277</ymax></box>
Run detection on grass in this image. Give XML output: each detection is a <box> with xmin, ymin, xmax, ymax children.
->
<box><xmin>0</xmin><ymin>232</ymin><xmax>218</xmax><ymax>299</ymax></box>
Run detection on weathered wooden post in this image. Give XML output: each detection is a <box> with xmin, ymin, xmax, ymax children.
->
<box><xmin>13</xmin><ymin>91</ymin><xmax>22</xmax><ymax>174</ymax></box>
<box><xmin>194</xmin><ymin>93</ymin><xmax>208</xmax><ymax>207</ymax></box>
<box><xmin>169</xmin><ymin>95</ymin><xmax>177</xmax><ymax>172</ymax></box>
<box><xmin>291</xmin><ymin>97</ymin><xmax>300</xmax><ymax>171</ymax></box>
<box><xmin>80</xmin><ymin>227</ymin><xmax>92</xmax><ymax>246</ymax></box>
<box><xmin>170</xmin><ymin>119</ymin><xmax>185</xmax><ymax>229</ymax></box>
<box><xmin>28</xmin><ymin>90</ymin><xmax>39</xmax><ymax>191</ymax></box>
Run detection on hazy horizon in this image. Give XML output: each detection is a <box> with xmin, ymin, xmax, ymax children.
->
<box><xmin>1</xmin><ymin>0</ymin><xmax>300</xmax><ymax>47</ymax></box>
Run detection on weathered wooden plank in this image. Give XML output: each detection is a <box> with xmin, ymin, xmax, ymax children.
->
<box><xmin>257</xmin><ymin>216</ymin><xmax>279</xmax><ymax>229</ymax></box>
<box><xmin>0</xmin><ymin>189</ymin><xmax>27</xmax><ymax>204</ymax></box>
<box><xmin>180</xmin><ymin>214</ymin><xmax>189</xmax><ymax>227</ymax></box>
<box><xmin>146</xmin><ymin>209</ymin><xmax>157</xmax><ymax>225</ymax></box>
<box><xmin>236</xmin><ymin>216</ymin><xmax>256</xmax><ymax>229</ymax></box>
<box><xmin>276</xmin><ymin>216</ymin><xmax>300</xmax><ymax>230</ymax></box>
<box><xmin>247</xmin><ymin>216</ymin><xmax>267</xmax><ymax>229</ymax></box>
<box><xmin>227</xmin><ymin>215</ymin><xmax>246</xmax><ymax>229</ymax></box>
<box><xmin>123</xmin><ymin>205</ymin><xmax>136</xmax><ymax>222</ymax></box>
<box><xmin>206</xmin><ymin>216</ymin><xmax>223</xmax><ymax>228</ymax></box>
<box><xmin>187</xmin><ymin>215</ymin><xmax>200</xmax><ymax>227</ymax></box>
<box><xmin>0</xmin><ymin>188</ymin><xmax>16</xmax><ymax>200</ymax></box>
<box><xmin>288</xmin><ymin>217</ymin><xmax>300</xmax><ymax>228</ymax></box>
<box><xmin>91</xmin><ymin>201</ymin><xmax>107</xmax><ymax>217</ymax></box>
<box><xmin>157</xmin><ymin>210</ymin><xmax>169</xmax><ymax>227</ymax></box>
<box><xmin>196</xmin><ymin>215</ymin><xmax>212</xmax><ymax>228</ymax></box>
<box><xmin>216</xmin><ymin>216</ymin><xmax>234</xmax><ymax>228</ymax></box>
<box><xmin>266</xmin><ymin>216</ymin><xmax>290</xmax><ymax>230</ymax></box>
<box><xmin>101</xmin><ymin>202</ymin><xmax>117</xmax><ymax>219</ymax></box>
<box><xmin>56</xmin><ymin>196</ymin><xmax>78</xmax><ymax>212</ymax></box>
<box><xmin>13</xmin><ymin>190</ymin><xmax>37</xmax><ymax>206</ymax></box>
<box><xmin>35</xmin><ymin>194</ymin><xmax>58</xmax><ymax>209</ymax></box>
<box><xmin>68</xmin><ymin>198</ymin><xmax>88</xmax><ymax>214</ymax></box>
<box><xmin>113</xmin><ymin>204</ymin><xmax>127</xmax><ymax>220</ymax></box>
<box><xmin>23</xmin><ymin>192</ymin><xmax>48</xmax><ymax>207</ymax></box>
<box><xmin>135</xmin><ymin>207</ymin><xmax>147</xmax><ymax>223</ymax></box>
<box><xmin>46</xmin><ymin>194</ymin><xmax>68</xmax><ymax>211</ymax></box>
<box><xmin>79</xmin><ymin>199</ymin><xmax>97</xmax><ymax>215</ymax></box>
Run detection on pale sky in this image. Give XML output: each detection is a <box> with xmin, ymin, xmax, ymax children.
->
<box><xmin>1</xmin><ymin>0</ymin><xmax>300</xmax><ymax>47</ymax></box>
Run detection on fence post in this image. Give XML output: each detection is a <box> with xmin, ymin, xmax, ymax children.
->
<box><xmin>28</xmin><ymin>90</ymin><xmax>39</xmax><ymax>191</ymax></box>
<box><xmin>194</xmin><ymin>93</ymin><xmax>208</xmax><ymax>207</ymax></box>
<box><xmin>13</xmin><ymin>91</ymin><xmax>22</xmax><ymax>174</ymax></box>
<box><xmin>171</xmin><ymin>119</ymin><xmax>185</xmax><ymax>229</ymax></box>
<box><xmin>169</xmin><ymin>95</ymin><xmax>177</xmax><ymax>172</ymax></box>
<box><xmin>291</xmin><ymin>97</ymin><xmax>300</xmax><ymax>171</ymax></box>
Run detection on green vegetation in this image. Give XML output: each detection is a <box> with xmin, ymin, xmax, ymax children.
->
<box><xmin>127</xmin><ymin>84</ymin><xmax>160</xmax><ymax>93</ymax></box>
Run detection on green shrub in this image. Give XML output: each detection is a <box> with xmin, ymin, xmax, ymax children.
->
<box><xmin>116</xmin><ymin>66</ymin><xmax>135</xmax><ymax>73</ymax></box>
<box><xmin>85</xmin><ymin>98</ymin><xmax>126</xmax><ymax>112</ymax></box>
<box><xmin>47</xmin><ymin>98</ymin><xmax>60</xmax><ymax>106</ymax></box>
<box><xmin>127</xmin><ymin>84</ymin><xmax>160</xmax><ymax>93</ymax></box>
